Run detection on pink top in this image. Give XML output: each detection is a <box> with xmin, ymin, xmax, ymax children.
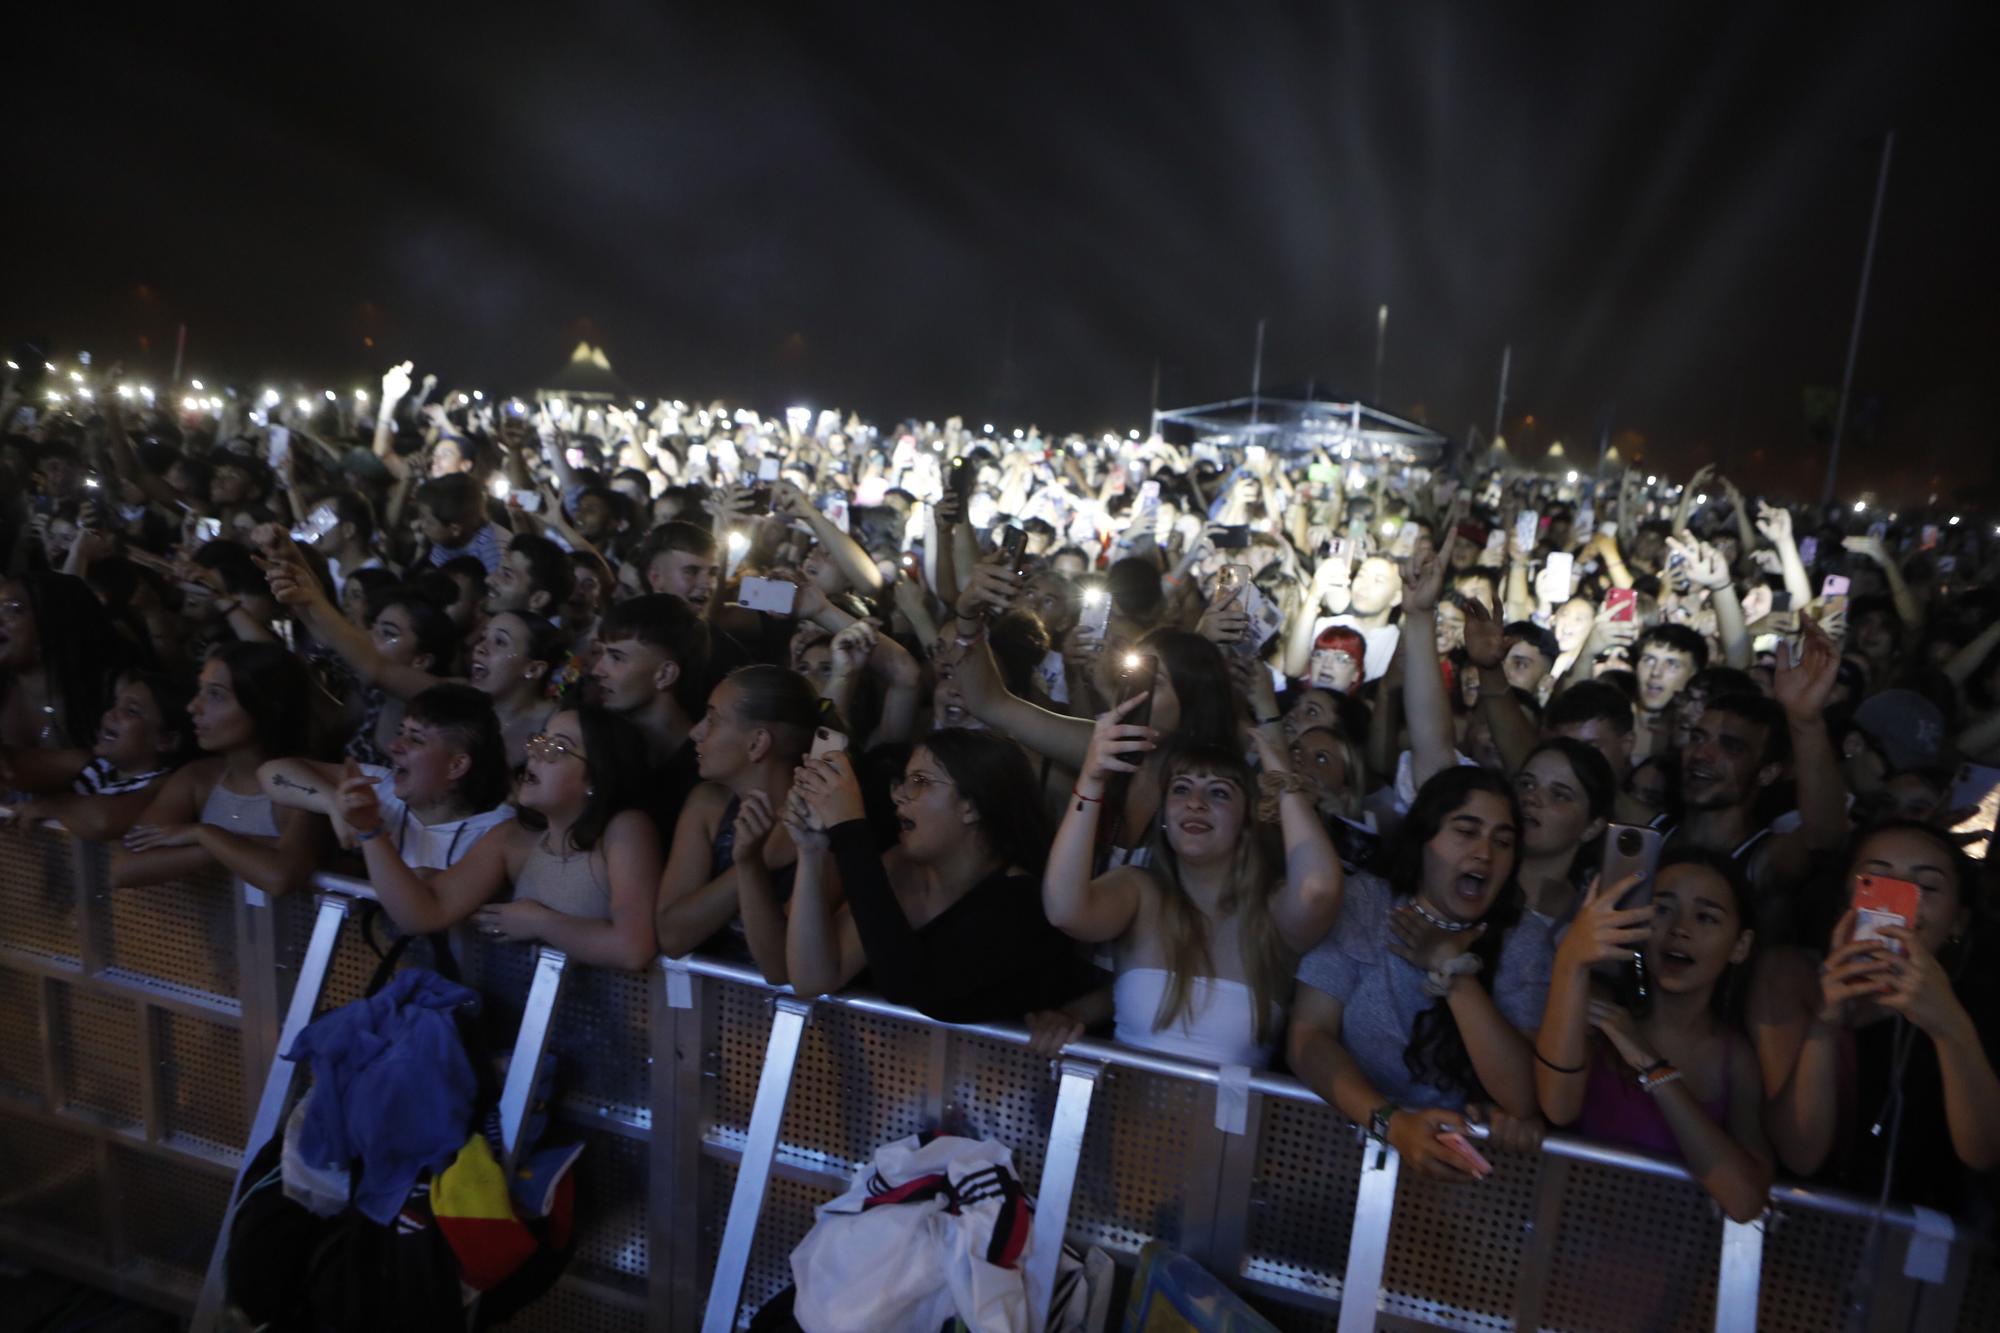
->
<box><xmin>1575</xmin><ymin>1045</ymin><xmax>1730</xmax><ymax>1160</ymax></box>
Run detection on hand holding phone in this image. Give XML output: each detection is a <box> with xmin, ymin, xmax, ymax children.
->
<box><xmin>1851</xmin><ymin>875</ymin><xmax>1919</xmax><ymax>954</ymax></box>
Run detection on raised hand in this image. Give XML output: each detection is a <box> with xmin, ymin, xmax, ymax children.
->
<box><xmin>793</xmin><ymin>750</ymin><xmax>866</xmax><ymax>828</ymax></box>
<box><xmin>829</xmin><ymin>621</ymin><xmax>879</xmax><ymax>676</ymax></box>
<box><xmin>1078</xmin><ymin>693</ymin><xmax>1158</xmax><ymax>795</ymax></box>
<box><xmin>1754</xmin><ymin>500</ymin><xmax>1793</xmax><ymax>546</ymax></box>
<box><xmin>1666</xmin><ymin>535</ymin><xmax>1731</xmax><ymax>591</ymax></box>
<box><xmin>732</xmin><ymin>789</ymin><xmax>777</xmax><ymax>872</ymax></box>
<box><xmin>1460</xmin><ymin>598</ymin><xmax>1506</xmax><ymax>671</ymax></box>
<box><xmin>1841</xmin><ymin>533</ymin><xmax>1889</xmax><ymax>567</ymax></box>
<box><xmin>1772</xmin><ymin>612</ymin><xmax>1839</xmax><ymax>721</ymax></box>
<box><xmin>380</xmin><ymin>361</ymin><xmax>415</xmax><ymax>405</ymax></box>
<box><xmin>1401</xmin><ymin>533</ymin><xmax>1458</xmax><ymax>615</ymax></box>
<box><xmin>1553</xmin><ymin>874</ymin><xmax>1653</xmax><ymax>975</ymax></box>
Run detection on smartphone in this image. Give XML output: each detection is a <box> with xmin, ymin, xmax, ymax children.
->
<box><xmin>996</xmin><ymin>523</ymin><xmax>1027</xmax><ymax>572</ymax></box>
<box><xmin>808</xmin><ymin>726</ymin><xmax>849</xmax><ymax>761</ymax></box>
<box><xmin>1436</xmin><ymin>1130</ymin><xmax>1493</xmax><ymax>1178</ymax></box>
<box><xmin>1797</xmin><ymin>536</ymin><xmax>1819</xmax><ymax>567</ymax></box>
<box><xmin>1950</xmin><ymin>763</ymin><xmax>2000</xmax><ymax>861</ymax></box>
<box><xmin>1216</xmin><ymin>563</ymin><xmax>1251</xmax><ymax>607</ymax></box>
<box><xmin>949</xmin><ymin>455</ymin><xmax>975</xmax><ymax>506</ymax></box>
<box><xmin>267</xmin><ymin>425</ymin><xmax>292</xmax><ymax>470</ymax></box>
<box><xmin>1599</xmin><ymin>824</ymin><xmax>1665</xmax><ymax>910</ymax></box>
<box><xmin>1606</xmin><ymin>587</ymin><xmax>1638</xmax><ymax>623</ymax></box>
<box><xmin>1077</xmin><ymin>586</ymin><xmax>1112</xmax><ymax>644</ymax></box>
<box><xmin>1515</xmin><ymin>510</ymin><xmax>1540</xmax><ymax>552</ymax></box>
<box><xmin>1851</xmin><ymin>875</ymin><xmax>1919</xmax><ymax>953</ymax></box>
<box><xmin>1306</xmin><ymin>462</ymin><xmax>1339</xmax><ymax>485</ymax></box>
<box><xmin>1820</xmin><ymin>574</ymin><xmax>1850</xmax><ymax>600</ymax></box>
<box><xmin>758</xmin><ymin>457</ymin><xmax>781</xmax><ymax>483</ymax></box>
<box><xmin>1770</xmin><ymin>590</ymin><xmax>1793</xmax><ymax>613</ymax></box>
<box><xmin>1543</xmin><ymin>551</ymin><xmax>1576</xmax><ymax>598</ymax></box>
<box><xmin>1921</xmin><ymin>525</ymin><xmax>1940</xmax><ymax>551</ymax></box>
<box><xmin>1390</xmin><ymin>521</ymin><xmax>1421</xmax><ymax>559</ymax></box>
<box><xmin>736</xmin><ymin>576</ymin><xmax>799</xmax><ymax>615</ymax></box>
<box><xmin>1213</xmin><ymin>524</ymin><xmax>1251</xmax><ymax>550</ymax></box>
<box><xmin>194</xmin><ymin>516</ymin><xmax>223</xmax><ymax>543</ymax></box>
<box><xmin>823</xmin><ymin>492</ymin><xmax>850</xmax><ymax>534</ymax></box>
<box><xmin>1116</xmin><ymin>652</ymin><xmax>1158</xmax><ymax>729</ymax></box>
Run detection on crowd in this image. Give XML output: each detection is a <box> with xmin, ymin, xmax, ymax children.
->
<box><xmin>2</xmin><ymin>354</ymin><xmax>1998</xmax><ymax>1234</ymax></box>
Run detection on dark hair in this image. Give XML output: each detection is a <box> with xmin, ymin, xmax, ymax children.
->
<box><xmin>1635</xmin><ymin>623</ymin><xmax>1710</xmax><ymax>672</ymax></box>
<box><xmin>918</xmin><ymin>728</ymin><xmax>1054</xmax><ymax>877</ymax></box>
<box><xmin>599</xmin><ymin>594</ymin><xmax>711</xmax><ymax>712</ymax></box>
<box><xmin>208</xmin><ymin>641</ymin><xmax>311</xmax><ymax>758</ymax></box>
<box><xmin>1504</xmin><ymin>620</ymin><xmax>1560</xmax><ymax>668</ymax></box>
<box><xmin>415</xmin><ymin>473</ymin><xmax>484</xmax><ymax>531</ymax></box>
<box><xmin>1546</xmin><ymin>680</ymin><xmax>1636</xmax><ymax>737</ymax></box>
<box><xmin>1522</xmin><ymin>736</ymin><xmax>1618</xmax><ymax>823</ymax></box>
<box><xmin>650</xmin><ymin>519</ymin><xmax>718</xmax><ymax>560</ymax></box>
<box><xmin>1701</xmin><ymin>691</ymin><xmax>1791</xmax><ymax>768</ymax></box>
<box><xmin>345</xmin><ymin>566</ymin><xmax>400</xmax><ymax>607</ymax></box>
<box><xmin>492</xmin><ymin>610</ymin><xmax>572</xmax><ymax>702</ymax></box>
<box><xmin>405</xmin><ymin>683</ymin><xmax>510</xmax><ymax>812</ymax></box>
<box><xmin>440</xmin><ymin>554</ymin><xmax>488</xmax><ymax>587</ymax></box>
<box><xmin>366</xmin><ymin>583</ymin><xmax>459</xmax><ymax>673</ymax></box>
<box><xmin>1687</xmin><ymin>666</ymin><xmax>1757</xmax><ymax>701</ymax></box>
<box><xmin>194</xmin><ymin>539</ymin><xmax>266</xmax><ymax>597</ymax></box>
<box><xmin>719</xmin><ymin>664</ymin><xmax>822</xmax><ymax>761</ymax></box>
<box><xmin>505</xmin><ymin>533</ymin><xmax>575</xmax><ymax>609</ymax></box>
<box><xmin>1137</xmin><ymin>626</ymin><xmax>1238</xmax><ymax>752</ymax></box>
<box><xmin>1105</xmin><ymin>556</ymin><xmax>1164</xmax><ymax>622</ymax></box>
<box><xmin>121</xmin><ymin>668</ymin><xmax>199</xmax><ymax>768</ymax></box>
<box><xmin>989</xmin><ymin>609</ymin><xmax>1052</xmax><ymax>697</ymax></box>
<box><xmin>1393</xmin><ymin>766</ymin><xmax>1526</xmax><ymax>1102</ymax></box>
<box><xmin>6</xmin><ymin>571</ymin><xmax>135</xmax><ymax>745</ymax></box>
<box><xmin>329</xmin><ymin>490</ymin><xmax>378</xmax><ymax>545</ymax></box>
<box><xmin>523</xmin><ymin>704</ymin><xmax>652</xmax><ymax>853</ymax></box>
<box><xmin>1655</xmin><ymin>847</ymin><xmax>1756</xmax><ymax>1021</ymax></box>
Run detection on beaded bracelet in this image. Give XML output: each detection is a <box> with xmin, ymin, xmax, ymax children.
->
<box><xmin>1638</xmin><ymin>1064</ymin><xmax>1683</xmax><ymax>1095</ymax></box>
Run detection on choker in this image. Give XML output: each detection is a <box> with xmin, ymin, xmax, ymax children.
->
<box><xmin>1408</xmin><ymin>899</ymin><xmax>1479</xmax><ymax>933</ymax></box>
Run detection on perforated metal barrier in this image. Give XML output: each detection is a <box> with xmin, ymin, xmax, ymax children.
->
<box><xmin>0</xmin><ymin>830</ymin><xmax>1990</xmax><ymax>1332</ymax></box>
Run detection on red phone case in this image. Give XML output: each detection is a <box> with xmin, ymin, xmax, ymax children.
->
<box><xmin>1607</xmin><ymin>588</ymin><xmax>1637</xmax><ymax>623</ymax></box>
<box><xmin>1852</xmin><ymin>874</ymin><xmax>1919</xmax><ymax>950</ymax></box>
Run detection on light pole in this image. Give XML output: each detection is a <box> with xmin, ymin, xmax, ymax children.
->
<box><xmin>1823</xmin><ymin>131</ymin><xmax>1895</xmax><ymax>506</ymax></box>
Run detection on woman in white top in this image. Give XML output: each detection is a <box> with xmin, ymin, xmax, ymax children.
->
<box><xmin>338</xmin><ymin>705</ymin><xmax>660</xmax><ymax>971</ymax></box>
<box><xmin>1041</xmin><ymin>694</ymin><xmax>1344</xmax><ymax>1068</ymax></box>
<box><xmin>112</xmin><ymin>641</ymin><xmax>326</xmax><ymax>895</ymax></box>
<box><xmin>259</xmin><ymin>683</ymin><xmax>512</xmax><ymax>872</ymax></box>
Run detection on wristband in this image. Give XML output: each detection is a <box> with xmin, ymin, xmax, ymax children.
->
<box><xmin>354</xmin><ymin>826</ymin><xmax>385</xmax><ymax>843</ymax></box>
<box><xmin>1638</xmin><ymin>1064</ymin><xmax>1682</xmax><ymax>1095</ymax></box>
<box><xmin>1070</xmin><ymin>788</ymin><xmax>1104</xmax><ymax>805</ymax></box>
<box><xmin>1422</xmin><ymin>953</ymin><xmax>1483</xmax><ymax>998</ymax></box>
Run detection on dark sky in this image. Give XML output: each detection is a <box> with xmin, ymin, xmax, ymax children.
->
<box><xmin>11</xmin><ymin>2</ymin><xmax>1999</xmax><ymax>501</ymax></box>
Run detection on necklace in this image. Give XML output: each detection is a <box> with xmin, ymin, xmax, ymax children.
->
<box><xmin>1408</xmin><ymin>899</ymin><xmax>1479</xmax><ymax>933</ymax></box>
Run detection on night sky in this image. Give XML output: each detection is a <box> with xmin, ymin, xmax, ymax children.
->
<box><xmin>11</xmin><ymin>2</ymin><xmax>1998</xmax><ymax>501</ymax></box>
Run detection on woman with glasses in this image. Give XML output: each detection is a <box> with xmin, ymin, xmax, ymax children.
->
<box><xmin>784</xmin><ymin>728</ymin><xmax>1104</xmax><ymax>1024</ymax></box>
<box><xmin>337</xmin><ymin>704</ymin><xmax>660</xmax><ymax>971</ymax></box>
<box><xmin>655</xmin><ymin>666</ymin><xmax>819</xmax><ymax>981</ymax></box>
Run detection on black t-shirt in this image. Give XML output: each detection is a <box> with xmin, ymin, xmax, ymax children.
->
<box><xmin>637</xmin><ymin>736</ymin><xmax>703</xmax><ymax>844</ymax></box>
<box><xmin>826</xmin><ymin>819</ymin><xmax>1105</xmax><ymax>1024</ymax></box>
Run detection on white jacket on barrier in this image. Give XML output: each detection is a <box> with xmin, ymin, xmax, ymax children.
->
<box><xmin>790</xmin><ymin>1134</ymin><xmax>1035</xmax><ymax>1333</ymax></box>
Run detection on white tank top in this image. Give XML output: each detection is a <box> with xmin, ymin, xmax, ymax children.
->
<box><xmin>1113</xmin><ymin>968</ymin><xmax>1280</xmax><ymax>1070</ymax></box>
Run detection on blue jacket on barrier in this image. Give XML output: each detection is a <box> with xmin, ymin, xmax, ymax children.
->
<box><xmin>284</xmin><ymin>967</ymin><xmax>481</xmax><ymax>1225</ymax></box>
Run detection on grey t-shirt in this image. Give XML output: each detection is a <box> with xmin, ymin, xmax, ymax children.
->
<box><xmin>1295</xmin><ymin>869</ymin><xmax>1554</xmax><ymax>1110</ymax></box>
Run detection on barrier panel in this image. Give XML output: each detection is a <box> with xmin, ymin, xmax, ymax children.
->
<box><xmin>0</xmin><ymin>837</ymin><xmax>1994</xmax><ymax>1332</ymax></box>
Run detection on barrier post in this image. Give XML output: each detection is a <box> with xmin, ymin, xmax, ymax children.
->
<box><xmin>1335</xmin><ymin>1135</ymin><xmax>1401</xmax><ymax>1333</ymax></box>
<box><xmin>652</xmin><ymin>958</ymin><xmax>706</xmax><ymax>1331</ymax></box>
<box><xmin>499</xmin><ymin>946</ymin><xmax>569</xmax><ymax>1170</ymax></box>
<box><xmin>1026</xmin><ymin>1056</ymin><xmax>1102</xmax><ymax>1331</ymax></box>
<box><xmin>702</xmin><ymin>994</ymin><xmax>812</xmax><ymax>1333</ymax></box>
<box><xmin>190</xmin><ymin>890</ymin><xmax>352</xmax><ymax>1333</ymax></box>
<box><xmin>233</xmin><ymin>879</ymin><xmax>284</xmax><ymax>1112</ymax></box>
<box><xmin>1714</xmin><ymin>1214</ymin><xmax>1765</xmax><ymax>1333</ymax></box>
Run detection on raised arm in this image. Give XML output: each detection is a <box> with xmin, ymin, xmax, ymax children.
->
<box><xmin>1462</xmin><ymin>602</ymin><xmax>1539</xmax><ymax>774</ymax></box>
<box><xmin>1754</xmin><ymin>502</ymin><xmax>1815</xmax><ymax>612</ymax></box>
<box><xmin>1841</xmin><ymin>534</ymin><xmax>1922</xmax><ymax>635</ymax></box>
<box><xmin>1536</xmin><ymin>876</ymin><xmax>1652</xmax><ymax>1124</ymax></box>
<box><xmin>371</xmin><ymin>362</ymin><xmax>414</xmax><ymax>482</ymax></box>
<box><xmin>1043</xmin><ymin>698</ymin><xmax>1154</xmax><ymax>943</ymax></box>
<box><xmin>1400</xmin><ymin>538</ymin><xmax>1462</xmax><ymax>792</ymax></box>
<box><xmin>1674</xmin><ymin>536</ymin><xmax>1750</xmax><ymax>670</ymax></box>
<box><xmin>1757</xmin><ymin>615</ymin><xmax>1849</xmax><ymax>892</ymax></box>
<box><xmin>775</xmin><ymin>481</ymin><xmax>883</xmax><ymax>596</ymax></box>
<box><xmin>1250</xmin><ymin>721</ymin><xmax>1344</xmax><ymax>952</ymax></box>
<box><xmin>264</xmin><ymin>550</ymin><xmax>445</xmax><ymax>700</ymax></box>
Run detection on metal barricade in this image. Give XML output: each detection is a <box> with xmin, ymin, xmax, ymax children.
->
<box><xmin>2</xmin><ymin>837</ymin><xmax>1993</xmax><ymax>1333</ymax></box>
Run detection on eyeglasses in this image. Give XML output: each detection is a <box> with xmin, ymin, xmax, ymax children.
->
<box><xmin>889</xmin><ymin>772</ymin><xmax>954</xmax><ymax>799</ymax></box>
<box><xmin>525</xmin><ymin>733</ymin><xmax>585</xmax><ymax>763</ymax></box>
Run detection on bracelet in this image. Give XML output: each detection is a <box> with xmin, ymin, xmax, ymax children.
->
<box><xmin>1070</xmin><ymin>788</ymin><xmax>1104</xmax><ymax>805</ymax></box>
<box><xmin>1253</xmin><ymin>713</ymin><xmax>1282</xmax><ymax>727</ymax></box>
<box><xmin>354</xmin><ymin>826</ymin><xmax>384</xmax><ymax>843</ymax></box>
<box><xmin>213</xmin><ymin>599</ymin><xmax>240</xmax><ymax>617</ymax></box>
<box><xmin>1638</xmin><ymin>1064</ymin><xmax>1682</xmax><ymax>1095</ymax></box>
<box><xmin>1534</xmin><ymin>1047</ymin><xmax>1585</xmax><ymax>1075</ymax></box>
<box><xmin>1422</xmin><ymin>953</ymin><xmax>1482</xmax><ymax>998</ymax></box>
<box><xmin>1255</xmin><ymin>770</ymin><xmax>1319</xmax><ymax>822</ymax></box>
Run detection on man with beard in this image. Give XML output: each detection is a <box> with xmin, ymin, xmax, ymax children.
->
<box><xmin>1661</xmin><ymin>618</ymin><xmax>1846</xmax><ymax>922</ymax></box>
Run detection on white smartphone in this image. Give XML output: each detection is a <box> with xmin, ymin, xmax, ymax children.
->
<box><xmin>757</xmin><ymin>456</ymin><xmax>781</xmax><ymax>483</ymax></box>
<box><xmin>1515</xmin><ymin>510</ymin><xmax>1541</xmax><ymax>552</ymax></box>
<box><xmin>736</xmin><ymin>576</ymin><xmax>799</xmax><ymax>615</ymax></box>
<box><xmin>808</xmin><ymin>726</ymin><xmax>849</xmax><ymax>761</ymax></box>
<box><xmin>1543</xmin><ymin>551</ymin><xmax>1576</xmax><ymax>599</ymax></box>
<box><xmin>1077</xmin><ymin>586</ymin><xmax>1112</xmax><ymax>644</ymax></box>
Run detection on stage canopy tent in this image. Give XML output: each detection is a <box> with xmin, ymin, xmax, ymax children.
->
<box><xmin>1154</xmin><ymin>383</ymin><xmax>1449</xmax><ymax>466</ymax></box>
<box><xmin>539</xmin><ymin>341</ymin><xmax>632</xmax><ymax>402</ymax></box>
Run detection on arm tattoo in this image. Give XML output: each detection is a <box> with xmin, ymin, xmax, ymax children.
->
<box><xmin>271</xmin><ymin>775</ymin><xmax>319</xmax><ymax>796</ymax></box>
